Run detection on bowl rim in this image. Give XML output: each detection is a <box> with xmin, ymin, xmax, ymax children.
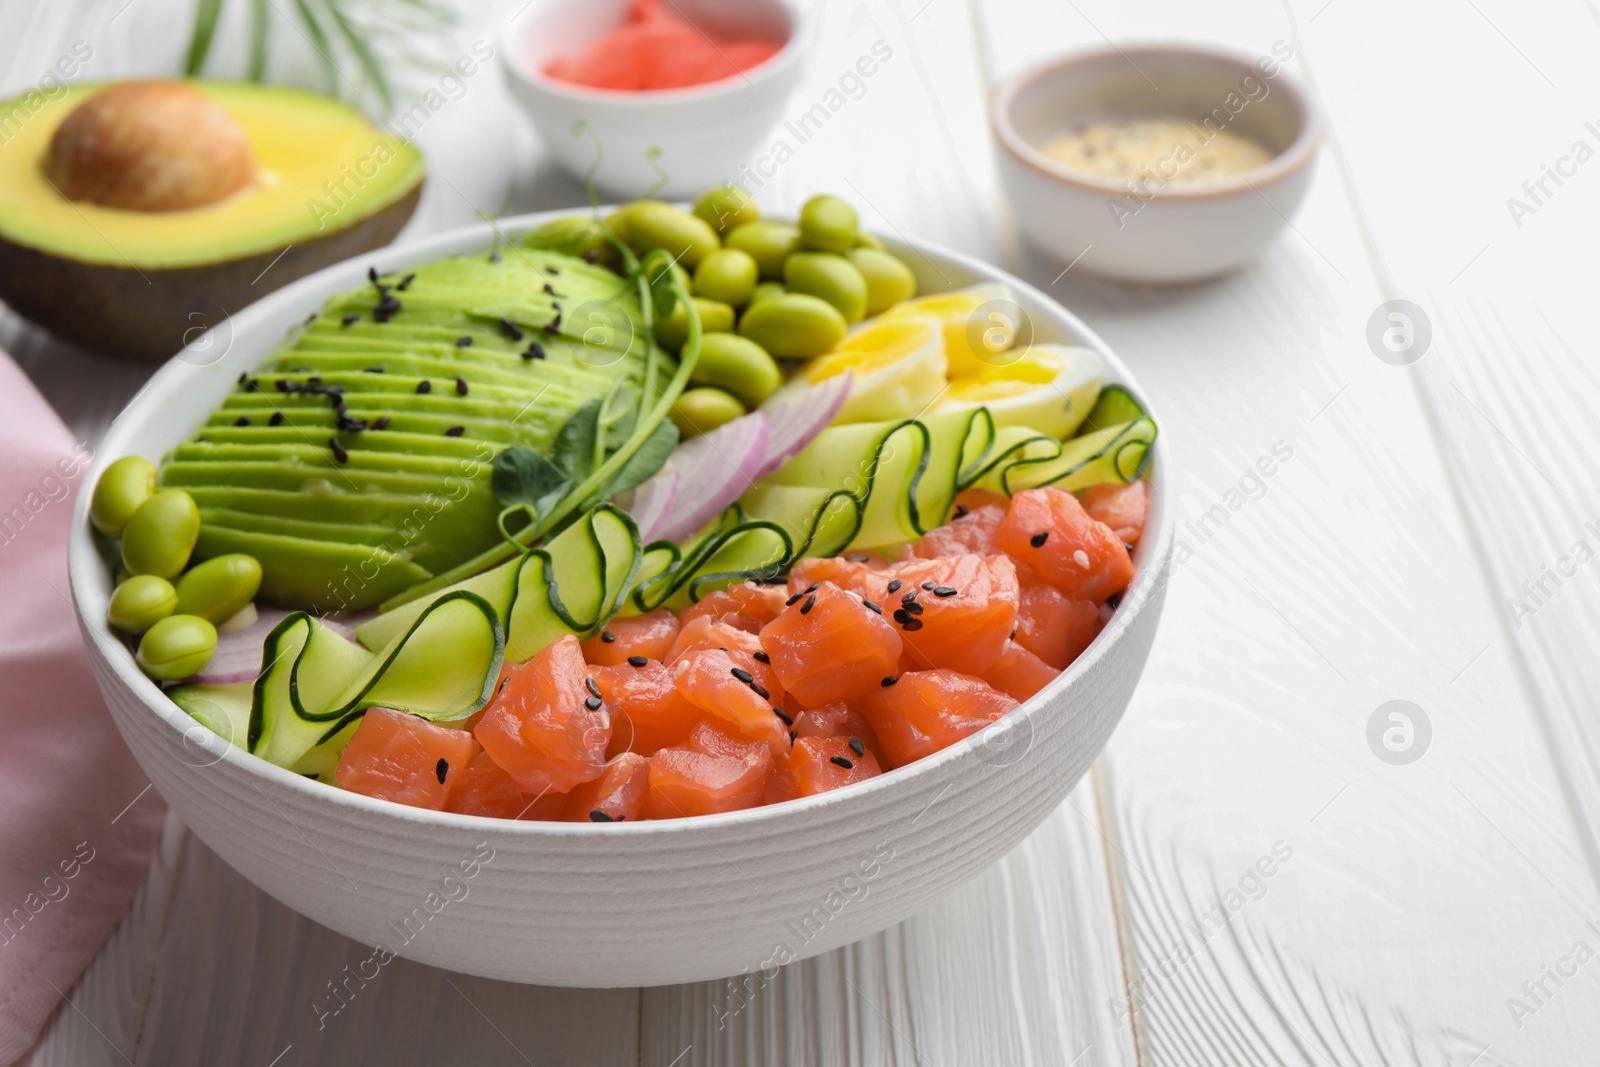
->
<box><xmin>989</xmin><ymin>40</ymin><xmax>1323</xmax><ymax>200</ymax></box>
<box><xmin>496</xmin><ymin>0</ymin><xmax>811</xmax><ymax>107</ymax></box>
<box><xmin>69</xmin><ymin>207</ymin><xmax>1173</xmax><ymax>840</ymax></box>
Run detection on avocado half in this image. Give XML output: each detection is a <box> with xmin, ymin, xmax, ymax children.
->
<box><xmin>0</xmin><ymin>81</ymin><xmax>424</xmax><ymax>361</ymax></box>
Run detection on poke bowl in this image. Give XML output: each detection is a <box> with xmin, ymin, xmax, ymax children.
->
<box><xmin>69</xmin><ymin>198</ymin><xmax>1171</xmax><ymax>987</ymax></box>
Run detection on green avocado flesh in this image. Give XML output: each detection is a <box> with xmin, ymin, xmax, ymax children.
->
<box><xmin>162</xmin><ymin>246</ymin><xmax>668</xmax><ymax>610</ymax></box>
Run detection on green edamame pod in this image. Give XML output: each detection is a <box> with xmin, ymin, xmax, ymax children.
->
<box><xmin>90</xmin><ymin>455</ymin><xmax>157</xmax><ymax>538</ymax></box>
<box><xmin>136</xmin><ymin>614</ymin><xmax>217</xmax><ymax>681</ymax></box>
<box><xmin>670</xmin><ymin>387</ymin><xmax>746</xmax><ymax>438</ymax></box>
<box><xmin>738</xmin><ymin>294</ymin><xmax>848</xmax><ymax>359</ymax></box>
<box><xmin>726</xmin><ymin>221</ymin><xmax>800</xmax><ymax>280</ymax></box>
<box><xmin>847</xmin><ymin>247</ymin><xmax>918</xmax><ymax>315</ymax></box>
<box><xmin>747</xmin><ymin>282</ymin><xmax>786</xmax><ymax>307</ymax></box>
<box><xmin>655</xmin><ymin>298</ymin><xmax>735</xmax><ymax>353</ymax></box>
<box><xmin>121</xmin><ymin>489</ymin><xmax>200</xmax><ymax>580</ymax></box>
<box><xmin>693</xmin><ymin>248</ymin><xmax>759</xmax><ymax>307</ymax></box>
<box><xmin>691</xmin><ymin>334</ymin><xmax>782</xmax><ymax>406</ymax></box>
<box><xmin>624</xmin><ymin>201</ymin><xmax>721</xmax><ymax>269</ymax></box>
<box><xmin>798</xmin><ymin>194</ymin><xmax>859</xmax><ymax>253</ymax></box>
<box><xmin>783</xmin><ymin>252</ymin><xmax>869</xmax><ymax>323</ymax></box>
<box><xmin>175</xmin><ymin>553</ymin><xmax>262</xmax><ymax>624</ymax></box>
<box><xmin>108</xmin><ymin>574</ymin><xmax>177</xmax><ymax>635</ymax></box>
<box><xmin>693</xmin><ymin>186</ymin><xmax>760</xmax><ymax>235</ymax></box>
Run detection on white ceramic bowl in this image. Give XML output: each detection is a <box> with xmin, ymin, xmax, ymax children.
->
<box><xmin>70</xmin><ymin>211</ymin><xmax>1172</xmax><ymax>987</ymax></box>
<box><xmin>499</xmin><ymin>0</ymin><xmax>810</xmax><ymax>199</ymax></box>
<box><xmin>991</xmin><ymin>43</ymin><xmax>1321</xmax><ymax>283</ymax></box>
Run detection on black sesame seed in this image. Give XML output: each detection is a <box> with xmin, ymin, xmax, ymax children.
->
<box><xmin>546</xmin><ymin>266</ymin><xmax>560</xmax><ymax>275</ymax></box>
<box><xmin>1106</xmin><ymin>591</ymin><xmax>1124</xmax><ymax>609</ymax></box>
<box><xmin>341</xmin><ymin>313</ymin><xmax>360</xmax><ymax>327</ymax></box>
<box><xmin>276</xmin><ymin>379</ymin><xmax>291</xmax><ymax>393</ymax></box>
<box><xmin>800</xmin><ymin>593</ymin><xmax>816</xmax><ymax>615</ymax></box>
<box><xmin>849</xmin><ymin>738</ymin><xmax>865</xmax><ymax>757</ymax></box>
<box><xmin>336</xmin><ymin>413</ymin><xmax>367</xmax><ymax>432</ymax></box>
<box><xmin>886</xmin><ymin>579</ymin><xmax>902</xmax><ymax>593</ymax></box>
<box><xmin>1124</xmin><ymin>542</ymin><xmax>1136</xmax><ymax>555</ymax></box>
<box><xmin>444</xmin><ymin>426</ymin><xmax>464</xmax><ymax>437</ymax></box>
<box><xmin>862</xmin><ymin>599</ymin><xmax>882</xmax><ymax>614</ymax></box>
<box><xmin>234</xmin><ymin>415</ymin><xmax>250</xmax><ymax>426</ymax></box>
<box><xmin>900</xmin><ymin>591</ymin><xmax>917</xmax><ymax>604</ymax></box>
<box><xmin>544</xmin><ymin>312</ymin><xmax>562</xmax><ymax>334</ymax></box>
<box><xmin>489</xmin><ymin>251</ymin><xmax>502</xmax><ymax>263</ymax></box>
<box><xmin>584</xmin><ymin>695</ymin><xmax>603</xmax><ymax>710</ymax></box>
<box><xmin>730</xmin><ymin>667</ymin><xmax>754</xmax><ymax>684</ymax></box>
<box><xmin>933</xmin><ymin>586</ymin><xmax>957</xmax><ymax>598</ymax></box>
<box><xmin>364</xmin><ymin>366</ymin><xmax>384</xmax><ymax>373</ymax></box>
<box><xmin>749</xmin><ymin>682</ymin><xmax>770</xmax><ymax>700</ymax></box>
<box><xmin>416</xmin><ymin>380</ymin><xmax>432</xmax><ymax>394</ymax></box>
<box><xmin>921</xmin><ymin>581</ymin><xmax>937</xmax><ymax>592</ymax></box>
<box><xmin>584</xmin><ymin>249</ymin><xmax>600</xmax><ymax>263</ymax></box>
<box><xmin>627</xmin><ymin>655</ymin><xmax>648</xmax><ymax>668</ymax></box>
<box><xmin>773</xmin><ymin>707</ymin><xmax>793</xmax><ymax>726</ymax></box>
<box><xmin>498</xmin><ymin>676</ymin><xmax>509</xmax><ymax>693</ymax></box>
<box><xmin>881</xmin><ymin>676</ymin><xmax>898</xmax><ymax>687</ymax></box>
<box><xmin>398</xmin><ymin>273</ymin><xmax>416</xmax><ymax>290</ymax></box>
<box><xmin>435</xmin><ymin>758</ymin><xmax>448</xmax><ymax>784</ymax></box>
<box><xmin>589</xmin><ymin>810</ymin><xmax>613</xmax><ymax>823</ymax></box>
<box><xmin>752</xmin><ymin>651</ymin><xmax>770</xmax><ymax>664</ymax></box>
<box><xmin>196</xmin><ymin>435</ymin><xmax>209</xmax><ymax>442</ymax></box>
<box><xmin>902</xmin><ymin>617</ymin><xmax>924</xmax><ymax>632</ymax></box>
<box><xmin>1030</xmin><ymin>531</ymin><xmax>1050</xmax><ymax>548</ymax></box>
<box><xmin>585</xmin><ymin>677</ymin><xmax>602</xmax><ymax>698</ymax></box>
<box><xmin>600</xmin><ymin>630</ymin><xmax>616</xmax><ymax>643</ymax></box>
<box><xmin>456</xmin><ymin>336</ymin><xmax>473</xmax><ymax>348</ymax></box>
<box><xmin>789</xmin><ymin>730</ymin><xmax>798</xmax><ymax>743</ymax></box>
<box><xmin>237</xmin><ymin>372</ymin><xmax>247</xmax><ymax>385</ymax></box>
<box><xmin>244</xmin><ymin>378</ymin><xmax>259</xmax><ymax>392</ymax></box>
<box><xmin>953</xmin><ymin>503</ymin><xmax>969</xmax><ymax>519</ymax></box>
<box><xmin>543</xmin><ymin>282</ymin><xmax>555</xmax><ymax>295</ymax></box>
<box><xmin>371</xmin><ymin>416</ymin><xmax>389</xmax><ymax>430</ymax></box>
<box><xmin>455</xmin><ymin>377</ymin><xmax>469</xmax><ymax>396</ymax></box>
<box><xmin>830</xmin><ymin>756</ymin><xmax>854</xmax><ymax>770</ymax></box>
<box><xmin>328</xmin><ymin>438</ymin><xmax>348</xmax><ymax>463</ymax></box>
<box><xmin>367</xmin><ymin>266</ymin><xmax>379</xmax><ymax>283</ymax></box>
<box><xmin>500</xmin><ymin>318</ymin><xmax>524</xmax><ymax>341</ymax></box>
<box><xmin>524</xmin><ymin>342</ymin><xmax>546</xmax><ymax>360</ymax></box>
<box><xmin>269</xmin><ymin>411</ymin><xmax>285</xmax><ymax>427</ymax></box>
<box><xmin>785</xmin><ymin>590</ymin><xmax>806</xmax><ymax>606</ymax></box>
<box><xmin>893</xmin><ymin>608</ymin><xmax>912</xmax><ymax>625</ymax></box>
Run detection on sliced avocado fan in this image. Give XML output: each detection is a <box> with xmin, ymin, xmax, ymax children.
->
<box><xmin>161</xmin><ymin>246</ymin><xmax>669</xmax><ymax>611</ymax></box>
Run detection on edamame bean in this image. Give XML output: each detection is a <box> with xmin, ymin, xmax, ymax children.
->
<box><xmin>738</xmin><ymin>294</ymin><xmax>848</xmax><ymax>359</ymax></box>
<box><xmin>654</xmin><ymin>298</ymin><xmax>735</xmax><ymax>353</ymax></box>
<box><xmin>108</xmin><ymin>574</ymin><xmax>177</xmax><ymax>635</ymax></box>
<box><xmin>847</xmin><ymin>247</ymin><xmax>918</xmax><ymax>315</ymax></box>
<box><xmin>526</xmin><ymin>215</ymin><xmax>615</xmax><ymax>266</ymax></box>
<box><xmin>691</xmin><ymin>334</ymin><xmax>782</xmax><ymax>406</ymax></box>
<box><xmin>121</xmin><ymin>489</ymin><xmax>200</xmax><ymax>580</ymax></box>
<box><xmin>624</xmin><ymin>201</ymin><xmax>721</xmax><ymax>269</ymax></box>
<box><xmin>90</xmin><ymin>455</ymin><xmax>157</xmax><ymax>538</ymax></box>
<box><xmin>693</xmin><ymin>248</ymin><xmax>759</xmax><ymax>307</ymax></box>
<box><xmin>670</xmin><ymin>387</ymin><xmax>746</xmax><ymax>438</ymax></box>
<box><xmin>135</xmin><ymin>613</ymin><xmax>217</xmax><ymax>681</ymax></box>
<box><xmin>725</xmin><ymin>221</ymin><xmax>800</xmax><ymax>280</ymax></box>
<box><xmin>798</xmin><ymin>194</ymin><xmax>859</xmax><ymax>253</ymax></box>
<box><xmin>748</xmin><ymin>282</ymin><xmax>786</xmax><ymax>307</ymax></box>
<box><xmin>783</xmin><ymin>252</ymin><xmax>869</xmax><ymax>323</ymax></box>
<box><xmin>175</xmin><ymin>553</ymin><xmax>262</xmax><ymax>624</ymax></box>
<box><xmin>693</xmin><ymin>186</ymin><xmax>759</xmax><ymax>235</ymax></box>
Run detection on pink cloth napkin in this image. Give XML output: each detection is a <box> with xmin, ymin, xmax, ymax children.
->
<box><xmin>0</xmin><ymin>351</ymin><xmax>164</xmax><ymax>1065</ymax></box>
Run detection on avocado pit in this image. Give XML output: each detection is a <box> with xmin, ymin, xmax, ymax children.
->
<box><xmin>43</xmin><ymin>80</ymin><xmax>256</xmax><ymax>212</ymax></box>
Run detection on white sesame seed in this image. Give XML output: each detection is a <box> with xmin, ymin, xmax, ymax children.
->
<box><xmin>1074</xmin><ymin>549</ymin><xmax>1091</xmax><ymax>569</ymax></box>
<box><xmin>674</xmin><ymin>660</ymin><xmax>689</xmax><ymax>678</ymax></box>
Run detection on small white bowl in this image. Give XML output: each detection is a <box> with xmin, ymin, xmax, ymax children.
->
<box><xmin>991</xmin><ymin>43</ymin><xmax>1321</xmax><ymax>283</ymax></box>
<box><xmin>499</xmin><ymin>0</ymin><xmax>810</xmax><ymax>199</ymax></box>
<box><xmin>70</xmin><ymin>211</ymin><xmax>1172</xmax><ymax>987</ymax></box>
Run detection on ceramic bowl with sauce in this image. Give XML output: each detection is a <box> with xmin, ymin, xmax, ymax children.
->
<box><xmin>990</xmin><ymin>43</ymin><xmax>1322</xmax><ymax>283</ymax></box>
<box><xmin>500</xmin><ymin>0</ymin><xmax>811</xmax><ymax>199</ymax></box>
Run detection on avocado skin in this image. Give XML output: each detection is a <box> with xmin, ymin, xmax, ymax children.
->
<box><xmin>0</xmin><ymin>182</ymin><xmax>421</xmax><ymax>361</ymax></box>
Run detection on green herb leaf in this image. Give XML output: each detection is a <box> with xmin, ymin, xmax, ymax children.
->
<box><xmin>184</xmin><ymin>0</ymin><xmax>225</xmax><ymax>76</ymax></box>
<box><xmin>601</xmin><ymin>383</ymin><xmax>639</xmax><ymax>453</ymax></box>
<box><xmin>646</xmin><ymin>261</ymin><xmax>679</xmax><ymax>321</ymax></box>
<box><xmin>552</xmin><ymin>399</ymin><xmax>603</xmax><ymax>483</ymax></box>
<box><xmin>597</xmin><ymin>420</ymin><xmax>678</xmax><ymax>501</ymax></box>
<box><xmin>491</xmin><ymin>447</ymin><xmax>570</xmax><ymax>519</ymax></box>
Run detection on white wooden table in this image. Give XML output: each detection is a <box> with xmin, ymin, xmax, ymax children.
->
<box><xmin>8</xmin><ymin>0</ymin><xmax>1600</xmax><ymax>1062</ymax></box>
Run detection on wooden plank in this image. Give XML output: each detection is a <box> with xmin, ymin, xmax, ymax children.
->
<box><xmin>973</xmin><ymin>0</ymin><xmax>1600</xmax><ymax>1063</ymax></box>
<box><xmin>1288</xmin><ymin>0</ymin><xmax>1600</xmax><ymax>877</ymax></box>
